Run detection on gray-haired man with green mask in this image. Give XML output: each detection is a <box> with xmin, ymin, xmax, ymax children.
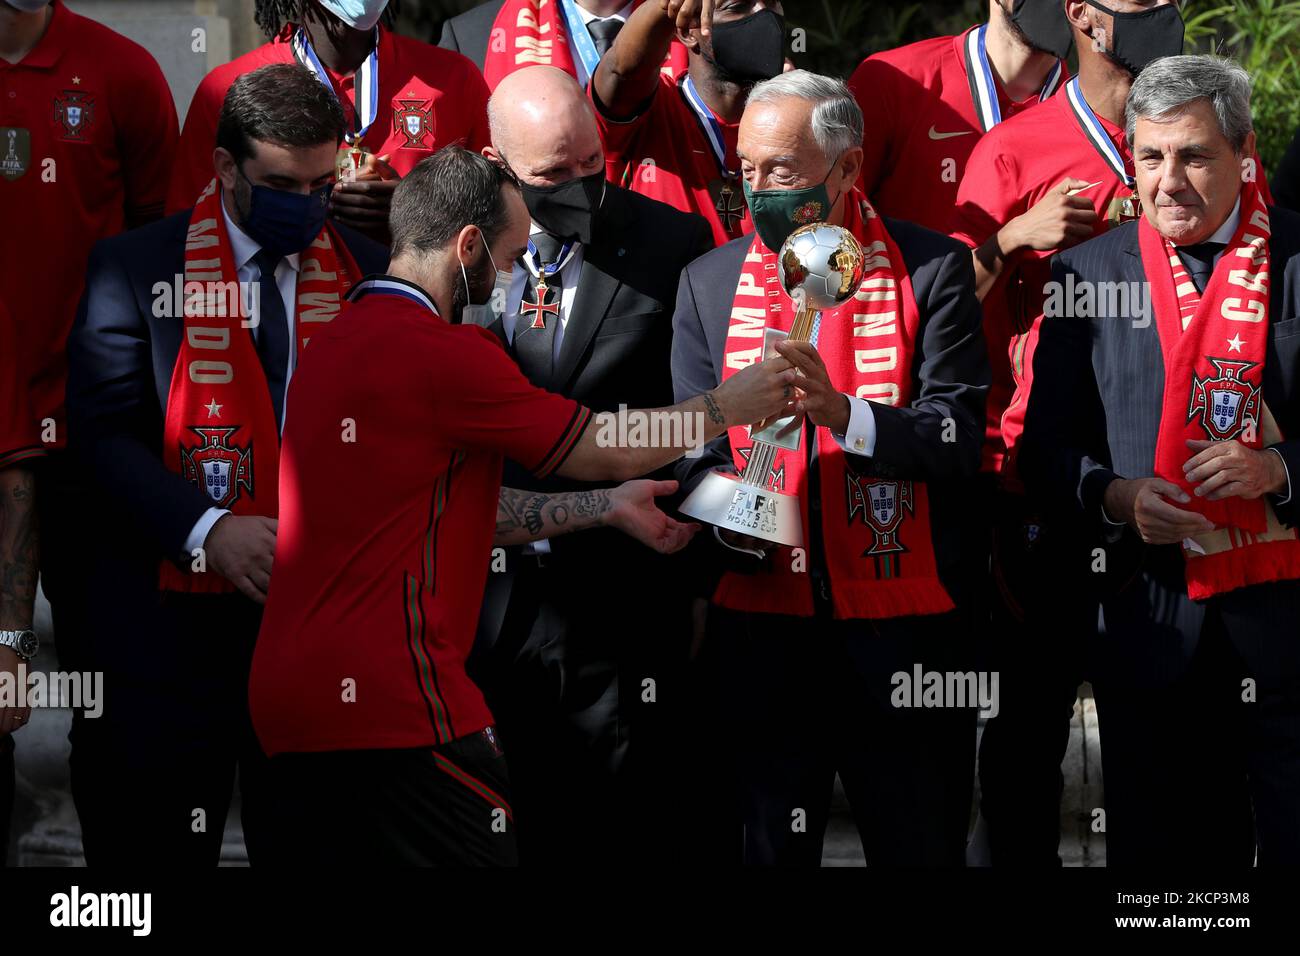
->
<box><xmin>670</xmin><ymin>70</ymin><xmax>991</xmax><ymax>866</ymax></box>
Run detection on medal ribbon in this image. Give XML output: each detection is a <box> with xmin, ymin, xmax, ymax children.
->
<box><xmin>680</xmin><ymin>74</ymin><xmax>738</xmax><ymax>179</ymax></box>
<box><xmin>1065</xmin><ymin>76</ymin><xmax>1135</xmax><ymax>189</ymax></box>
<box><xmin>523</xmin><ymin>238</ymin><xmax>578</xmax><ymax>278</ymax></box>
<box><xmin>292</xmin><ymin>27</ymin><xmax>380</xmax><ymax>145</ymax></box>
<box><xmin>347</xmin><ymin>276</ymin><xmax>439</xmax><ymax>314</ymax></box>
<box><xmin>559</xmin><ymin>0</ymin><xmax>604</xmax><ymax>81</ymax></box>
<box><xmin>964</xmin><ymin>23</ymin><xmax>1064</xmax><ymax>133</ymax></box>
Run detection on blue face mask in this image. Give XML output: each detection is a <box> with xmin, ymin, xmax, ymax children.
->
<box><xmin>317</xmin><ymin>0</ymin><xmax>389</xmax><ymax>30</ymax></box>
<box><xmin>237</xmin><ymin>166</ymin><xmax>332</xmax><ymax>258</ymax></box>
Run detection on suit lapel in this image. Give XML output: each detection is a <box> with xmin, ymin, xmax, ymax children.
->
<box><xmin>551</xmin><ymin>192</ymin><xmax>628</xmax><ymax>390</ymax></box>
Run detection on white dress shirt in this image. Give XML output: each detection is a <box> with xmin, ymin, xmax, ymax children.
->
<box><xmin>567</xmin><ymin>2</ymin><xmax>634</xmax><ymax>88</ymax></box>
<box><xmin>182</xmin><ymin>195</ymin><xmax>302</xmax><ymax>555</ymax></box>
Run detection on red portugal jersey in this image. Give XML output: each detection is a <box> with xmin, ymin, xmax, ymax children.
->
<box><xmin>0</xmin><ymin>0</ymin><xmax>177</xmax><ymax>439</ymax></box>
<box><xmin>592</xmin><ymin>72</ymin><xmax>752</xmax><ymax>248</ymax></box>
<box><xmin>249</xmin><ymin>278</ymin><xmax>592</xmax><ymax>756</ymax></box>
<box><xmin>849</xmin><ymin>26</ymin><xmax>1067</xmax><ymax>234</ymax></box>
<box><xmin>951</xmin><ymin>82</ymin><xmax>1141</xmax><ymax>482</ymax></box>
<box><xmin>167</xmin><ymin>24</ymin><xmax>490</xmax><ymax>212</ymax></box>
<box><xmin>0</xmin><ymin>298</ymin><xmax>44</xmax><ymax>471</ymax></box>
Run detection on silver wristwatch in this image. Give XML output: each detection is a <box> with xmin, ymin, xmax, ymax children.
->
<box><xmin>0</xmin><ymin>629</ymin><xmax>38</xmax><ymax>662</ymax></box>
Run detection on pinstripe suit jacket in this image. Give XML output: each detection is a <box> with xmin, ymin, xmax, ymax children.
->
<box><xmin>1020</xmin><ymin>204</ymin><xmax>1300</xmax><ymax>596</ymax></box>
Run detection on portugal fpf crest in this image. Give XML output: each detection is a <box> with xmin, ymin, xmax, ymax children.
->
<box><xmin>1187</xmin><ymin>358</ymin><xmax>1261</xmax><ymax>441</ymax></box>
<box><xmin>846</xmin><ymin>474</ymin><xmax>914</xmax><ymax>556</ymax></box>
<box><xmin>179</xmin><ymin>427</ymin><xmax>253</xmax><ymax>509</ymax></box>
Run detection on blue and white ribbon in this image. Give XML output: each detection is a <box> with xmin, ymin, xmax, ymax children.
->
<box><xmin>680</xmin><ymin>74</ymin><xmax>737</xmax><ymax>178</ymax></box>
<box><xmin>964</xmin><ymin>23</ymin><xmax>1064</xmax><ymax>133</ymax></box>
<box><xmin>524</xmin><ymin>238</ymin><xmax>578</xmax><ymax>277</ymax></box>
<box><xmin>1065</xmin><ymin>76</ymin><xmax>1135</xmax><ymax>188</ymax></box>
<box><xmin>560</xmin><ymin>0</ymin><xmax>602</xmax><ymax>82</ymax></box>
<box><xmin>292</xmin><ymin>27</ymin><xmax>380</xmax><ymax>145</ymax></box>
<box><xmin>347</xmin><ymin>276</ymin><xmax>438</xmax><ymax>314</ymax></box>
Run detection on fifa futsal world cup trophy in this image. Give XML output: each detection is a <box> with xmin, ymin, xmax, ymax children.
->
<box><xmin>679</xmin><ymin>222</ymin><xmax>866</xmax><ymax>546</ymax></box>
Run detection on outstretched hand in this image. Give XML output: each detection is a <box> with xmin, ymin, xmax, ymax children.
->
<box><xmin>606</xmin><ymin>479</ymin><xmax>700</xmax><ymax>554</ymax></box>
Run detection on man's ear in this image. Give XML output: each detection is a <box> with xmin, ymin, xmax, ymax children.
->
<box><xmin>680</xmin><ymin>25</ymin><xmax>703</xmax><ymax>55</ymax></box>
<box><xmin>837</xmin><ymin>146</ymin><xmax>864</xmax><ymax>191</ymax></box>
<box><xmin>482</xmin><ymin>144</ymin><xmax>501</xmax><ymax>163</ymax></box>
<box><xmin>455</xmin><ymin>223</ymin><xmax>482</xmax><ymax>267</ymax></box>
<box><xmin>1064</xmin><ymin>0</ymin><xmax>1093</xmax><ymax>35</ymax></box>
<box><xmin>214</xmin><ymin>147</ymin><xmax>238</xmax><ymax>192</ymax></box>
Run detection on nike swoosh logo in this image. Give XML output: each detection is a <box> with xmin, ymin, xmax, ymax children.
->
<box><xmin>928</xmin><ymin>126</ymin><xmax>974</xmax><ymax>140</ymax></box>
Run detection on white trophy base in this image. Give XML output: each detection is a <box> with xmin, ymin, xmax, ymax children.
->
<box><xmin>678</xmin><ymin>470</ymin><xmax>804</xmax><ymax>548</ymax></box>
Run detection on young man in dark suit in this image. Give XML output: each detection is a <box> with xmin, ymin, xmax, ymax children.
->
<box><xmin>64</xmin><ymin>64</ymin><xmax>388</xmax><ymax>865</ymax></box>
<box><xmin>1022</xmin><ymin>54</ymin><xmax>1300</xmax><ymax>865</ymax></box>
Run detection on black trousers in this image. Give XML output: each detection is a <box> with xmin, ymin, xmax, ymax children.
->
<box><xmin>70</xmin><ymin>593</ymin><xmax>275</xmax><ymax>866</ymax></box>
<box><xmin>1094</xmin><ymin>573</ymin><xmax>1299</xmax><ymax>866</ymax></box>
<box><xmin>266</xmin><ymin>730</ymin><xmax>517</xmax><ymax>866</ymax></box>
<box><xmin>468</xmin><ymin>550</ymin><xmax>694</xmax><ymax>865</ymax></box>
<box><xmin>702</xmin><ymin>605</ymin><xmax>977</xmax><ymax>866</ymax></box>
<box><xmin>977</xmin><ymin>493</ymin><xmax>1093</xmax><ymax>865</ymax></box>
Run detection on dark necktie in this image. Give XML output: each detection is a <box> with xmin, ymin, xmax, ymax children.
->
<box><xmin>1177</xmin><ymin>241</ymin><xmax>1226</xmax><ymax>295</ymax></box>
<box><xmin>587</xmin><ymin>17</ymin><xmax>623</xmax><ymax>60</ymax></box>
<box><xmin>252</xmin><ymin>248</ymin><xmax>290</xmax><ymax>433</ymax></box>
<box><xmin>513</xmin><ymin>233</ymin><xmax>565</xmax><ymax>386</ymax></box>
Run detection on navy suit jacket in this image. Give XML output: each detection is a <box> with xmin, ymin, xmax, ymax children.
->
<box><xmin>670</xmin><ymin>217</ymin><xmax>990</xmax><ymax>605</ymax></box>
<box><xmin>66</xmin><ymin>210</ymin><xmax>387</xmax><ymax>568</ymax></box>
<box><xmin>1020</xmin><ymin>207</ymin><xmax>1300</xmax><ymax>546</ymax></box>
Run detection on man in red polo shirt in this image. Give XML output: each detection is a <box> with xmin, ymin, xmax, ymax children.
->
<box><xmin>249</xmin><ymin>147</ymin><xmax>793</xmax><ymax>865</ymax></box>
<box><xmin>850</xmin><ymin>1</ymin><xmax>1070</xmax><ymax>239</ymax></box>
<box><xmin>167</xmin><ymin>0</ymin><xmax>490</xmax><ymax>244</ymax></box>
<box><xmin>0</xmin><ymin>0</ymin><xmax>176</xmax><ymax>704</ymax></box>
<box><xmin>589</xmin><ymin>0</ymin><xmax>786</xmax><ymax>246</ymax></box>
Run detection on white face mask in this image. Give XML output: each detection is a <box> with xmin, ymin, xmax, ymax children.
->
<box><xmin>316</xmin><ymin>0</ymin><xmax>389</xmax><ymax>31</ymax></box>
<box><xmin>6</xmin><ymin>0</ymin><xmax>54</xmax><ymax>13</ymax></box>
<box><xmin>459</xmin><ymin>235</ymin><xmax>511</xmax><ymax>327</ymax></box>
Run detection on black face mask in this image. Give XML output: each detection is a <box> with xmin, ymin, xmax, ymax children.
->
<box><xmin>706</xmin><ymin>9</ymin><xmax>786</xmax><ymax>85</ymax></box>
<box><xmin>1085</xmin><ymin>0</ymin><xmax>1184</xmax><ymax>77</ymax></box>
<box><xmin>518</xmin><ymin>170</ymin><xmax>606</xmax><ymax>244</ymax></box>
<box><xmin>1004</xmin><ymin>0</ymin><xmax>1073</xmax><ymax>60</ymax></box>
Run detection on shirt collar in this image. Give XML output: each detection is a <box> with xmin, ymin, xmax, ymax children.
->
<box><xmin>220</xmin><ymin>190</ymin><xmax>302</xmax><ymax>273</ymax></box>
<box><xmin>528</xmin><ymin>221</ymin><xmax>583</xmax><ymax>251</ymax></box>
<box><xmin>574</xmin><ymin>2</ymin><xmax>634</xmax><ymax>26</ymax></box>
<box><xmin>1206</xmin><ymin>196</ymin><xmax>1242</xmax><ymax>246</ymax></box>
<box><xmin>13</xmin><ymin>0</ymin><xmax>69</xmax><ymax>70</ymax></box>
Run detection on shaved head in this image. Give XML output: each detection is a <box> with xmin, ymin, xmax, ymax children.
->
<box><xmin>486</xmin><ymin>66</ymin><xmax>605</xmax><ymax>187</ymax></box>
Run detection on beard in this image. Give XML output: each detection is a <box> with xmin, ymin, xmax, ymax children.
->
<box><xmin>451</xmin><ymin>251</ymin><xmax>496</xmax><ymax>324</ymax></box>
<box><xmin>1000</xmin><ymin>0</ymin><xmax>1060</xmax><ymax>58</ymax></box>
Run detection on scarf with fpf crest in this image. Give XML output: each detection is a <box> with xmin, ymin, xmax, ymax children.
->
<box><xmin>482</xmin><ymin>0</ymin><xmax>687</xmax><ymax>90</ymax></box>
<box><xmin>714</xmin><ymin>193</ymin><xmax>954</xmax><ymax>620</ymax></box>
<box><xmin>1142</xmin><ymin>176</ymin><xmax>1300</xmax><ymax>599</ymax></box>
<box><xmin>159</xmin><ymin>177</ymin><xmax>360</xmax><ymax>593</ymax></box>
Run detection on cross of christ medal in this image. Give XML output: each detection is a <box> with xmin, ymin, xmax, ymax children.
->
<box><xmin>712</xmin><ymin>176</ymin><xmax>747</xmax><ymax>234</ymax></box>
<box><xmin>520</xmin><ymin>274</ymin><xmax>560</xmax><ymax>330</ymax></box>
<box><xmin>336</xmin><ymin>143</ymin><xmax>370</xmax><ymax>183</ymax></box>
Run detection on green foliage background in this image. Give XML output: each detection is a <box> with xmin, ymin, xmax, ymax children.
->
<box><xmin>404</xmin><ymin>1</ymin><xmax>1300</xmax><ymax>169</ymax></box>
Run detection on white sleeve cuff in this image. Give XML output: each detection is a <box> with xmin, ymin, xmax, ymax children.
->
<box><xmin>184</xmin><ymin>507</ymin><xmax>229</xmax><ymax>556</ymax></box>
<box><xmin>1269</xmin><ymin>447</ymin><xmax>1293</xmax><ymax>505</ymax></box>
<box><xmin>831</xmin><ymin>395</ymin><xmax>877</xmax><ymax>457</ymax></box>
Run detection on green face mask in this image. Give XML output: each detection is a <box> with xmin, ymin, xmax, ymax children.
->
<box><xmin>743</xmin><ymin>161</ymin><xmax>842</xmax><ymax>252</ymax></box>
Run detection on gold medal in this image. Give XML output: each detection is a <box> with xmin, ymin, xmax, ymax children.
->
<box><xmin>336</xmin><ymin>143</ymin><xmax>370</xmax><ymax>183</ymax></box>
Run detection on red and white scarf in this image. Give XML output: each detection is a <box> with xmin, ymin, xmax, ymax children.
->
<box><xmin>714</xmin><ymin>193</ymin><xmax>954</xmax><ymax>620</ymax></box>
<box><xmin>159</xmin><ymin>178</ymin><xmax>360</xmax><ymax>593</ymax></box>
<box><xmin>482</xmin><ymin>0</ymin><xmax>687</xmax><ymax>90</ymax></box>
<box><xmin>1142</xmin><ymin>177</ymin><xmax>1300</xmax><ymax>599</ymax></box>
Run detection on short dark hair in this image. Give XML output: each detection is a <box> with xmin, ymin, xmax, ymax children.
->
<box><xmin>390</xmin><ymin>147</ymin><xmax>521</xmax><ymax>258</ymax></box>
<box><xmin>215</xmin><ymin>64</ymin><xmax>346</xmax><ymax>166</ymax></box>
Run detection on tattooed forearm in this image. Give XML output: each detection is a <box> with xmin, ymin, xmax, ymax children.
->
<box><xmin>0</xmin><ymin>466</ymin><xmax>37</xmax><ymax>630</ymax></box>
<box><xmin>703</xmin><ymin>391</ymin><xmax>725</xmax><ymax>426</ymax></box>
<box><xmin>494</xmin><ymin>487</ymin><xmax>613</xmax><ymax>546</ymax></box>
